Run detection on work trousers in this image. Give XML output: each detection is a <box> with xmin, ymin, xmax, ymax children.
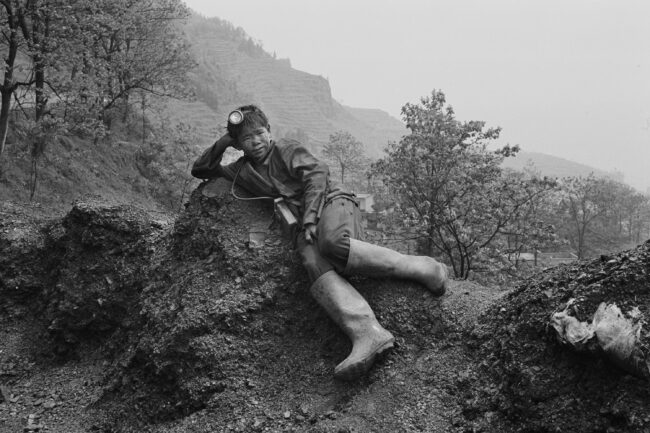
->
<box><xmin>296</xmin><ymin>197</ymin><xmax>362</xmax><ymax>283</ymax></box>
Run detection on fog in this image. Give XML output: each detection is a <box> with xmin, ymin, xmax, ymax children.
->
<box><xmin>183</xmin><ymin>0</ymin><xmax>650</xmax><ymax>192</ymax></box>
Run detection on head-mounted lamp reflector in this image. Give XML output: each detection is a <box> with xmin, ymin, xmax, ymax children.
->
<box><xmin>228</xmin><ymin>110</ymin><xmax>244</xmax><ymax>125</ymax></box>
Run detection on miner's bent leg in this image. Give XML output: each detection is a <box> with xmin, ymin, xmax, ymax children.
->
<box><xmin>309</xmin><ymin>270</ymin><xmax>394</xmax><ymax>381</ymax></box>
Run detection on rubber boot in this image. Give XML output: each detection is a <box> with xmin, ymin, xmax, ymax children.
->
<box><xmin>344</xmin><ymin>238</ymin><xmax>448</xmax><ymax>296</ymax></box>
<box><xmin>310</xmin><ymin>270</ymin><xmax>395</xmax><ymax>381</ymax></box>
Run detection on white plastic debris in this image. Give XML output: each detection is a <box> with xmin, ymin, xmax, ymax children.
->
<box><xmin>551</xmin><ymin>300</ymin><xmax>648</xmax><ymax>378</ymax></box>
<box><xmin>550</xmin><ymin>311</ymin><xmax>595</xmax><ymax>351</ymax></box>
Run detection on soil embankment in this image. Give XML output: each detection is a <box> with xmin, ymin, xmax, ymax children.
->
<box><xmin>1</xmin><ymin>180</ymin><xmax>649</xmax><ymax>432</ymax></box>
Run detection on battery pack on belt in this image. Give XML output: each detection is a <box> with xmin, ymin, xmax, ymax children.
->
<box><xmin>274</xmin><ymin>198</ymin><xmax>298</xmax><ymax>236</ymax></box>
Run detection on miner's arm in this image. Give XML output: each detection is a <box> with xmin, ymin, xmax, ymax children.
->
<box><xmin>191</xmin><ymin>134</ymin><xmax>241</xmax><ymax>180</ymax></box>
<box><xmin>281</xmin><ymin>142</ymin><xmax>329</xmax><ymax>227</ymax></box>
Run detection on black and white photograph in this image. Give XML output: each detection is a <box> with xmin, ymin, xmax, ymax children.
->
<box><xmin>1</xmin><ymin>1</ymin><xmax>649</xmax><ymax>432</ymax></box>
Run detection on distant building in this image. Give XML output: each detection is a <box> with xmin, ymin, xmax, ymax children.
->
<box><xmin>517</xmin><ymin>253</ymin><xmax>536</xmax><ymax>262</ymax></box>
<box><xmin>536</xmin><ymin>251</ymin><xmax>578</xmax><ymax>265</ymax></box>
<box><xmin>356</xmin><ymin>193</ymin><xmax>375</xmax><ymax>213</ymax></box>
<box><xmin>505</xmin><ymin>250</ymin><xmax>577</xmax><ymax>266</ymax></box>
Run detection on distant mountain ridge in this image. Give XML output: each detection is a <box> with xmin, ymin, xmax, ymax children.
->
<box><xmin>178</xmin><ymin>14</ymin><xmax>406</xmax><ymax>156</ymax></box>
<box><xmin>502</xmin><ymin>150</ymin><xmax>622</xmax><ymax>181</ymax></box>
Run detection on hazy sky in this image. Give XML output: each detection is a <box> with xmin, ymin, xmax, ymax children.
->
<box><xmin>183</xmin><ymin>0</ymin><xmax>650</xmax><ymax>191</ymax></box>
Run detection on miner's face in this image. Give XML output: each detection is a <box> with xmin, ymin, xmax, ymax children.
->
<box><xmin>237</xmin><ymin>123</ymin><xmax>272</xmax><ymax>164</ymax></box>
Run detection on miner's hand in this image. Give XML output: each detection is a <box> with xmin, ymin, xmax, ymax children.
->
<box><xmin>304</xmin><ymin>223</ymin><xmax>318</xmax><ymax>244</ymax></box>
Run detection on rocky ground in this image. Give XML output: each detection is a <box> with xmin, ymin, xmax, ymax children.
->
<box><xmin>1</xmin><ymin>180</ymin><xmax>649</xmax><ymax>433</ymax></box>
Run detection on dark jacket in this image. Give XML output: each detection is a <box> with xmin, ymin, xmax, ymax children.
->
<box><xmin>191</xmin><ymin>136</ymin><xmax>351</xmax><ymax>227</ymax></box>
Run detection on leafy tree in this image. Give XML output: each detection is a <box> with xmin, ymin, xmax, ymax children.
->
<box><xmin>0</xmin><ymin>0</ymin><xmax>194</xmax><ymax>170</ymax></box>
<box><xmin>1</xmin><ymin>0</ymin><xmax>101</xmax><ymax>136</ymax></box>
<box><xmin>322</xmin><ymin>130</ymin><xmax>366</xmax><ymax>186</ymax></box>
<box><xmin>497</xmin><ymin>168</ymin><xmax>560</xmax><ymax>267</ymax></box>
<box><xmin>372</xmin><ymin>90</ymin><xmax>556</xmax><ymax>279</ymax></box>
<box><xmin>556</xmin><ymin>175</ymin><xmax>650</xmax><ymax>258</ymax></box>
<box><xmin>86</xmin><ymin>0</ymin><xmax>194</xmax><ymax>124</ymax></box>
<box><xmin>557</xmin><ymin>175</ymin><xmax>618</xmax><ymax>258</ymax></box>
<box><xmin>625</xmin><ymin>193</ymin><xmax>650</xmax><ymax>244</ymax></box>
<box><xmin>0</xmin><ymin>0</ymin><xmax>33</xmax><ymax>159</ymax></box>
<box><xmin>134</xmin><ymin>119</ymin><xmax>199</xmax><ymax>211</ymax></box>
<box><xmin>0</xmin><ymin>0</ymin><xmax>82</xmax><ymax>180</ymax></box>
<box><xmin>15</xmin><ymin>0</ymin><xmax>64</xmax><ymax>121</ymax></box>
<box><xmin>611</xmin><ymin>183</ymin><xmax>650</xmax><ymax>246</ymax></box>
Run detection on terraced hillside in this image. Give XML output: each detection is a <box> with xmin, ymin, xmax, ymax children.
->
<box><xmin>177</xmin><ymin>14</ymin><xmax>407</xmax><ymax>156</ymax></box>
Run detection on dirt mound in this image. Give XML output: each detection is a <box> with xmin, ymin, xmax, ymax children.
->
<box><xmin>467</xmin><ymin>242</ymin><xmax>650</xmax><ymax>432</ymax></box>
<box><xmin>0</xmin><ymin>202</ymin><xmax>54</xmax><ymax>303</ymax></box>
<box><xmin>94</xmin><ymin>179</ymin><xmax>471</xmax><ymax>432</ymax></box>
<box><xmin>48</xmin><ymin>200</ymin><xmax>170</xmax><ymax>355</ymax></box>
<box><xmin>1</xmin><ymin>199</ymin><xmax>169</xmax><ymax>352</ymax></box>
<box><xmin>2</xmin><ymin>180</ymin><xmax>506</xmax><ymax>432</ymax></box>
<box><xmin>9</xmin><ymin>180</ymin><xmax>649</xmax><ymax>432</ymax></box>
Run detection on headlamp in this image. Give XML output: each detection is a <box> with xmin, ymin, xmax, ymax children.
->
<box><xmin>228</xmin><ymin>110</ymin><xmax>245</xmax><ymax>125</ymax></box>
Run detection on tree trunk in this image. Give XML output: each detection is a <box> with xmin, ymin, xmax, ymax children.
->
<box><xmin>34</xmin><ymin>58</ymin><xmax>47</xmax><ymax>121</ymax></box>
<box><xmin>0</xmin><ymin>4</ymin><xmax>20</xmax><ymax>161</ymax></box>
<box><xmin>122</xmin><ymin>92</ymin><xmax>130</xmax><ymax>123</ymax></box>
<box><xmin>578</xmin><ymin>226</ymin><xmax>586</xmax><ymax>259</ymax></box>
<box><xmin>31</xmin><ymin>8</ymin><xmax>51</xmax><ymax>122</ymax></box>
<box><xmin>0</xmin><ymin>90</ymin><xmax>12</xmax><ymax>160</ymax></box>
<box><xmin>29</xmin><ymin>153</ymin><xmax>38</xmax><ymax>200</ymax></box>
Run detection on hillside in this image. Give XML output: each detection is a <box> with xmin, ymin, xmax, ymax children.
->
<box><xmin>0</xmin><ymin>135</ymin><xmax>179</xmax><ymax>217</ymax></box>
<box><xmin>0</xmin><ymin>12</ymin><xmax>407</xmax><ymax>219</ymax></box>
<box><xmin>502</xmin><ymin>150</ymin><xmax>620</xmax><ymax>181</ymax></box>
<box><xmin>181</xmin><ymin>15</ymin><xmax>626</xmax><ymax>180</ymax></box>
<box><xmin>177</xmin><ymin>14</ymin><xmax>407</xmax><ymax>157</ymax></box>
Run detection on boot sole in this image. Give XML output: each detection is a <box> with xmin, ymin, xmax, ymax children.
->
<box><xmin>334</xmin><ymin>338</ymin><xmax>395</xmax><ymax>381</ymax></box>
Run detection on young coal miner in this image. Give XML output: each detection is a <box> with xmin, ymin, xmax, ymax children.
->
<box><xmin>191</xmin><ymin>105</ymin><xmax>448</xmax><ymax>380</ymax></box>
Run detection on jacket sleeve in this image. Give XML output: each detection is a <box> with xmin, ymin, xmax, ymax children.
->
<box><xmin>281</xmin><ymin>142</ymin><xmax>329</xmax><ymax>227</ymax></box>
<box><xmin>191</xmin><ymin>134</ymin><xmax>240</xmax><ymax>180</ymax></box>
